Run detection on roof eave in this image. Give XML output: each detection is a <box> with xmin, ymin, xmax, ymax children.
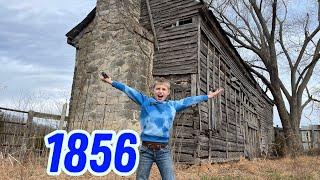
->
<box><xmin>197</xmin><ymin>3</ymin><xmax>274</xmax><ymax>105</ymax></box>
<box><xmin>66</xmin><ymin>7</ymin><xmax>96</xmax><ymax>46</ymax></box>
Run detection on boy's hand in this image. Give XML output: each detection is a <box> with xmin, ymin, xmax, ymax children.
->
<box><xmin>100</xmin><ymin>72</ymin><xmax>113</xmax><ymax>84</ymax></box>
<box><xmin>208</xmin><ymin>88</ymin><xmax>224</xmax><ymax>99</ymax></box>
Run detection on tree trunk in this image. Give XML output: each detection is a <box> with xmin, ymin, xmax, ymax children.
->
<box><xmin>282</xmin><ymin>115</ymin><xmax>303</xmax><ymax>157</ymax></box>
<box><xmin>283</xmin><ymin>125</ymin><xmax>303</xmax><ymax>157</ymax></box>
<box><xmin>271</xmin><ymin>77</ymin><xmax>303</xmax><ymax>157</ymax></box>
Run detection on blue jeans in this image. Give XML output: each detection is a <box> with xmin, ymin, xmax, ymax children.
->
<box><xmin>136</xmin><ymin>145</ymin><xmax>175</xmax><ymax>180</ymax></box>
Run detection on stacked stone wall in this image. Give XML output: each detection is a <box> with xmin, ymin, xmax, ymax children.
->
<box><xmin>68</xmin><ymin>0</ymin><xmax>154</xmax><ymax>132</ymax></box>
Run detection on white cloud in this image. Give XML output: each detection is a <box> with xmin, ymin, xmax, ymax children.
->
<box><xmin>0</xmin><ymin>0</ymin><xmax>96</xmax><ymax>25</ymax></box>
<box><xmin>0</xmin><ymin>56</ymin><xmax>71</xmax><ymax>79</ymax></box>
<box><xmin>0</xmin><ymin>0</ymin><xmax>96</xmax><ymax>113</ymax></box>
<box><xmin>0</xmin><ymin>55</ymin><xmax>72</xmax><ymax>107</ymax></box>
<box><xmin>0</xmin><ymin>56</ymin><xmax>39</xmax><ymax>73</ymax></box>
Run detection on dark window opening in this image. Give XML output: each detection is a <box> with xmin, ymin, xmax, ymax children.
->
<box><xmin>178</xmin><ymin>18</ymin><xmax>193</xmax><ymax>26</ymax></box>
<box><xmin>163</xmin><ymin>18</ymin><xmax>193</xmax><ymax>29</ymax></box>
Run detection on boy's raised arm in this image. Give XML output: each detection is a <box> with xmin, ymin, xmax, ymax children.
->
<box><xmin>100</xmin><ymin>73</ymin><xmax>147</xmax><ymax>106</ymax></box>
<box><xmin>173</xmin><ymin>88</ymin><xmax>224</xmax><ymax>112</ymax></box>
<box><xmin>173</xmin><ymin>95</ymin><xmax>208</xmax><ymax>112</ymax></box>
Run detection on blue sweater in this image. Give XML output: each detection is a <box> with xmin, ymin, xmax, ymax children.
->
<box><xmin>112</xmin><ymin>81</ymin><xmax>208</xmax><ymax>143</ymax></box>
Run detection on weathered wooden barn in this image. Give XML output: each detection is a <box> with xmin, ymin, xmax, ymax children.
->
<box><xmin>66</xmin><ymin>0</ymin><xmax>274</xmax><ymax>164</ymax></box>
<box><xmin>139</xmin><ymin>0</ymin><xmax>274</xmax><ymax>163</ymax></box>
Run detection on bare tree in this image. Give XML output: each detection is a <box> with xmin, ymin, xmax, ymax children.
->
<box><xmin>208</xmin><ymin>0</ymin><xmax>320</xmax><ymax>155</ymax></box>
<box><xmin>0</xmin><ymin>84</ymin><xmax>7</xmax><ymax>92</ymax></box>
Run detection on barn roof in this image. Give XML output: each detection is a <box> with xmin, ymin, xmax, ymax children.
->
<box><xmin>199</xmin><ymin>3</ymin><xmax>241</xmax><ymax>65</ymax></box>
<box><xmin>197</xmin><ymin>1</ymin><xmax>273</xmax><ymax>104</ymax></box>
<box><xmin>65</xmin><ymin>1</ymin><xmax>273</xmax><ymax>104</ymax></box>
<box><xmin>66</xmin><ymin>7</ymin><xmax>96</xmax><ymax>45</ymax></box>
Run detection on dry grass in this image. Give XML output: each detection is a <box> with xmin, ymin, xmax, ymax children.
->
<box><xmin>1</xmin><ymin>156</ymin><xmax>320</xmax><ymax>180</ymax></box>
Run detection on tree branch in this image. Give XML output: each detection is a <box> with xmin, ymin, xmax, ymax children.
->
<box><xmin>279</xmin><ymin>79</ymin><xmax>292</xmax><ymax>101</ymax></box>
<box><xmin>210</xmin><ymin>5</ymin><xmax>261</xmax><ymax>53</ymax></box>
<box><xmin>246</xmin><ymin>2</ymin><xmax>266</xmax><ymax>45</ymax></box>
<box><xmin>276</xmin><ymin>1</ymin><xmax>293</xmax><ymax>69</ymax></box>
<box><xmin>294</xmin><ymin>1</ymin><xmax>320</xmax><ymax>97</ymax></box>
<box><xmin>297</xmin><ymin>39</ymin><xmax>320</xmax><ymax>89</ymax></box>
<box><xmin>248</xmin><ymin>63</ymin><xmax>268</xmax><ymax>71</ymax></box>
<box><xmin>224</xmin><ymin>30</ymin><xmax>260</xmax><ymax>52</ymax></box>
<box><xmin>294</xmin><ymin>22</ymin><xmax>320</xmax><ymax>70</ymax></box>
<box><xmin>297</xmin><ymin>44</ymin><xmax>320</xmax><ymax>103</ymax></box>
<box><xmin>229</xmin><ymin>2</ymin><xmax>261</xmax><ymax>46</ymax></box>
<box><xmin>241</xmin><ymin>61</ymin><xmax>273</xmax><ymax>92</ymax></box>
<box><xmin>249</xmin><ymin>0</ymin><xmax>272</xmax><ymax>41</ymax></box>
<box><xmin>270</xmin><ymin>0</ymin><xmax>278</xmax><ymax>42</ymax></box>
<box><xmin>302</xmin><ymin>86</ymin><xmax>320</xmax><ymax>110</ymax></box>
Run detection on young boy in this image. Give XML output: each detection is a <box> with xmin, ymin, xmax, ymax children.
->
<box><xmin>100</xmin><ymin>75</ymin><xmax>223</xmax><ymax>180</ymax></box>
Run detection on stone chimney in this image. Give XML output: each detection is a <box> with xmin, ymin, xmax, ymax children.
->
<box><xmin>68</xmin><ymin>0</ymin><xmax>154</xmax><ymax>132</ymax></box>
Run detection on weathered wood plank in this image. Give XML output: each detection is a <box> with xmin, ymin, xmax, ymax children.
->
<box><xmin>154</xmin><ymin>53</ymin><xmax>197</xmax><ymax>63</ymax></box>
<box><xmin>173</xmin><ymin>153</ymin><xmax>195</xmax><ymax>164</ymax></box>
<box><xmin>154</xmin><ymin>61</ymin><xmax>197</xmax><ymax>71</ymax></box>
<box><xmin>158</xmin><ymin>37</ymin><xmax>197</xmax><ymax>49</ymax></box>
<box><xmin>191</xmin><ymin>74</ymin><xmax>197</xmax><ymax>96</ymax></box>
<box><xmin>153</xmin><ymin>9</ymin><xmax>200</xmax><ymax>26</ymax></box>
<box><xmin>149</xmin><ymin>0</ymin><xmax>196</xmax><ymax>12</ymax></box>
<box><xmin>160</xmin><ymin>23</ymin><xmax>198</xmax><ymax>33</ymax></box>
<box><xmin>153</xmin><ymin>68</ymin><xmax>197</xmax><ymax>75</ymax></box>
<box><xmin>158</xmin><ymin>30</ymin><xmax>197</xmax><ymax>42</ymax></box>
<box><xmin>156</xmin><ymin>43</ymin><xmax>197</xmax><ymax>54</ymax></box>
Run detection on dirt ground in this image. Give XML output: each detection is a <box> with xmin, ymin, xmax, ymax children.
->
<box><xmin>1</xmin><ymin>155</ymin><xmax>319</xmax><ymax>179</ymax></box>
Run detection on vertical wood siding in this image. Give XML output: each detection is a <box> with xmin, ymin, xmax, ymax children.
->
<box><xmin>141</xmin><ymin>0</ymin><xmax>273</xmax><ymax>164</ymax></box>
<box><xmin>140</xmin><ymin>0</ymin><xmax>202</xmax><ymax>75</ymax></box>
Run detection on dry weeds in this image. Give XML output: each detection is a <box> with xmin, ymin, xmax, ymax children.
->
<box><xmin>0</xmin><ymin>156</ymin><xmax>319</xmax><ymax>180</ymax></box>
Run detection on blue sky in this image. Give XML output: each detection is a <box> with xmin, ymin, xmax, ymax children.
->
<box><xmin>0</xmin><ymin>0</ymin><xmax>96</xmax><ymax>112</ymax></box>
<box><xmin>0</xmin><ymin>0</ymin><xmax>318</xmax><ymax>126</ymax></box>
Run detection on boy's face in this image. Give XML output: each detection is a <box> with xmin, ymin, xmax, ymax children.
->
<box><xmin>153</xmin><ymin>83</ymin><xmax>170</xmax><ymax>102</ymax></box>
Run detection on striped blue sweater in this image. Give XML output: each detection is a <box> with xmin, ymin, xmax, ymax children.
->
<box><xmin>112</xmin><ymin>81</ymin><xmax>208</xmax><ymax>143</ymax></box>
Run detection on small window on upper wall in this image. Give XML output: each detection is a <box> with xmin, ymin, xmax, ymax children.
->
<box><xmin>163</xmin><ymin>18</ymin><xmax>193</xmax><ymax>29</ymax></box>
<box><xmin>178</xmin><ymin>18</ymin><xmax>193</xmax><ymax>26</ymax></box>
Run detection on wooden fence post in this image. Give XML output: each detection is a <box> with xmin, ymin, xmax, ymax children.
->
<box><xmin>59</xmin><ymin>103</ymin><xmax>67</xmax><ymax>130</ymax></box>
<box><xmin>21</xmin><ymin>110</ymin><xmax>34</xmax><ymax>161</ymax></box>
<box><xmin>27</xmin><ymin>111</ymin><xmax>34</xmax><ymax>148</ymax></box>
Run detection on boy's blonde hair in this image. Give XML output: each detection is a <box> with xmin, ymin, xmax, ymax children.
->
<box><xmin>153</xmin><ymin>77</ymin><xmax>170</xmax><ymax>90</ymax></box>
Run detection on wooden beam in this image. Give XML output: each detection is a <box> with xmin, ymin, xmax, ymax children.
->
<box><xmin>191</xmin><ymin>74</ymin><xmax>197</xmax><ymax>96</ymax></box>
<box><xmin>21</xmin><ymin>110</ymin><xmax>34</xmax><ymax>161</ymax></box>
<box><xmin>196</xmin><ymin>16</ymin><xmax>201</xmax><ymax>159</ymax></box>
<box><xmin>218</xmin><ymin>56</ymin><xmax>222</xmax><ymax>130</ymax></box>
<box><xmin>33</xmin><ymin>112</ymin><xmax>61</xmax><ymax>120</ymax></box>
<box><xmin>0</xmin><ymin>107</ymin><xmax>28</xmax><ymax>114</ymax></box>
<box><xmin>234</xmin><ymin>88</ymin><xmax>238</xmax><ymax>148</ymax></box>
<box><xmin>207</xmin><ymin>42</ymin><xmax>211</xmax><ymax>128</ymax></box>
<box><xmin>211</xmin><ymin>48</ymin><xmax>216</xmax><ymax>130</ymax></box>
<box><xmin>197</xmin><ymin>16</ymin><xmax>202</xmax><ymax>131</ymax></box>
<box><xmin>0</xmin><ymin>120</ymin><xmax>26</xmax><ymax>126</ymax></box>
<box><xmin>206</xmin><ymin>38</ymin><xmax>212</xmax><ymax>162</ymax></box>
<box><xmin>146</xmin><ymin>0</ymin><xmax>159</xmax><ymax>51</ymax></box>
<box><xmin>224</xmin><ymin>64</ymin><xmax>229</xmax><ymax>159</ymax></box>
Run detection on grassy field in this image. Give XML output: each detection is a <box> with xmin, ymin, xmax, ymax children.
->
<box><xmin>1</xmin><ymin>156</ymin><xmax>319</xmax><ymax>179</ymax></box>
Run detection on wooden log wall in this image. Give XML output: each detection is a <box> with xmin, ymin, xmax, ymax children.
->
<box><xmin>140</xmin><ymin>0</ymin><xmax>202</xmax><ymax>75</ymax></box>
<box><xmin>197</xmin><ymin>25</ymin><xmax>246</xmax><ymax>162</ymax></box>
<box><xmin>197</xmin><ymin>12</ymin><xmax>273</xmax><ymax>162</ymax></box>
<box><xmin>141</xmin><ymin>0</ymin><xmax>273</xmax><ymax>164</ymax></box>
